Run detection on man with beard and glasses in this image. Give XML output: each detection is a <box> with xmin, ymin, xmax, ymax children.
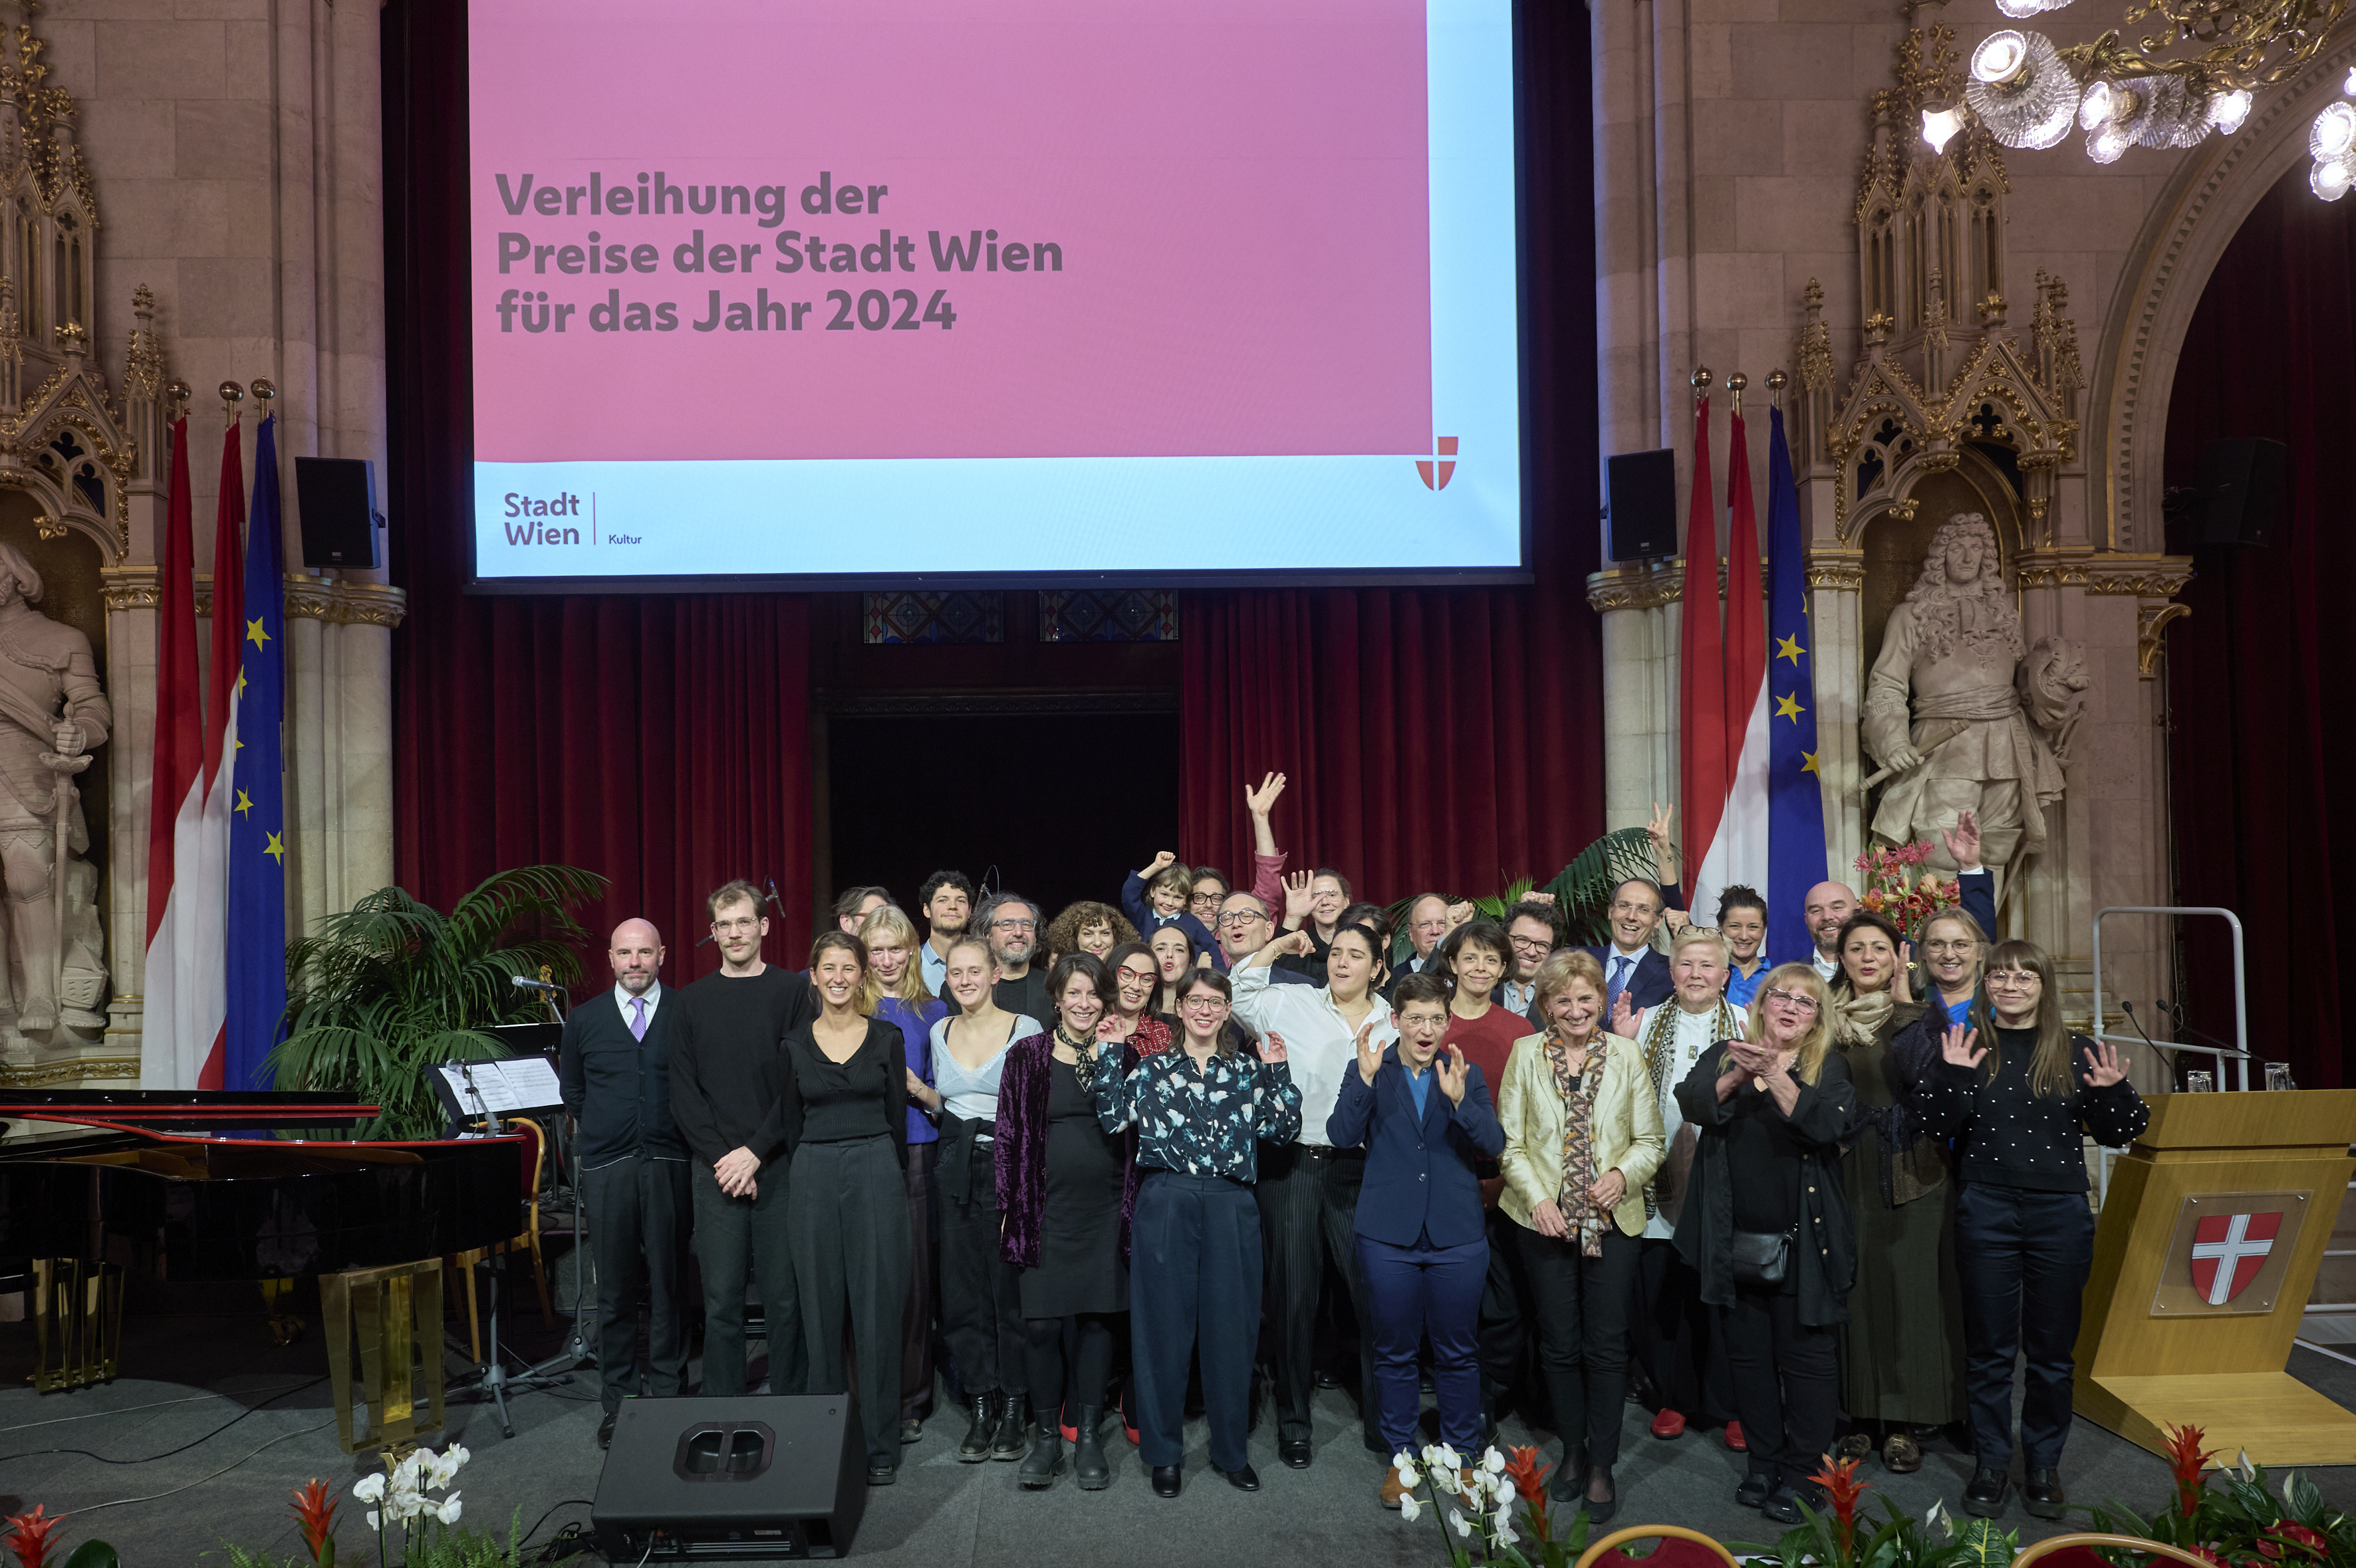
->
<box><xmin>670</xmin><ymin>880</ymin><xmax>819</xmax><ymax>1399</ymax></box>
<box><xmin>918</xmin><ymin>868</ymin><xmax>975</xmax><ymax>993</ymax></box>
<box><xmin>939</xmin><ymin>890</ymin><xmax>1051</xmax><ymax>1024</ymax></box>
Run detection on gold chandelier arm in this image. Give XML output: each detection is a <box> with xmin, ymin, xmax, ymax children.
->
<box><xmin>2057</xmin><ymin>0</ymin><xmax>2348</xmax><ymax>91</ymax></box>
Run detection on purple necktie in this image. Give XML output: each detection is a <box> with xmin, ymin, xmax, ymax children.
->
<box><xmin>630</xmin><ymin>997</ymin><xmax>648</xmax><ymax>1041</ymax></box>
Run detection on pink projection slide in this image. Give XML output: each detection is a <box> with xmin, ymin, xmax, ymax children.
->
<box><xmin>471</xmin><ymin>0</ymin><xmax>1433</xmax><ymax>464</ymax></box>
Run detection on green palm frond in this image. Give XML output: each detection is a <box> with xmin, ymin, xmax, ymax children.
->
<box><xmin>271</xmin><ymin>865</ymin><xmax>608</xmax><ymax>1139</ymax></box>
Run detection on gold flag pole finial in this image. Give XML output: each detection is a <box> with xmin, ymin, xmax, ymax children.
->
<box><xmin>1766</xmin><ymin>368</ymin><xmax>1789</xmax><ymax>413</ymax></box>
<box><xmin>219</xmin><ymin>381</ymin><xmax>245</xmax><ymax>424</ymax></box>
<box><xmin>1727</xmin><ymin>370</ymin><xmax>1748</xmax><ymax>416</ymax></box>
<box><xmin>250</xmin><ymin>378</ymin><xmax>275</xmax><ymax>412</ymax></box>
<box><xmin>1691</xmin><ymin>366</ymin><xmax>1713</xmax><ymax>400</ymax></box>
<box><xmin>165</xmin><ymin>380</ymin><xmax>191</xmax><ymax>422</ymax></box>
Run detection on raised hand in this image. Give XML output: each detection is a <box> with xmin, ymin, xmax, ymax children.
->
<box><xmin>1147</xmin><ymin>849</ymin><xmax>1178</xmax><ymax>874</ymax></box>
<box><xmin>1245</xmin><ymin>771</ymin><xmax>1287</xmax><ymax>817</ymax></box>
<box><xmin>1282</xmin><ymin>870</ymin><xmax>1315</xmax><ymax>924</ymax></box>
<box><xmin>1939</xmin><ymin>809</ymin><xmax>1984</xmax><ymax>872</ymax></box>
<box><xmin>1893</xmin><ymin>941</ymin><xmax>1915</xmax><ymax>1005</ymax></box>
<box><xmin>1445</xmin><ymin>899</ymin><xmax>1478</xmax><ymax>932</ymax></box>
<box><xmin>1354</xmin><ymin>1019</ymin><xmax>1384</xmax><ymax>1085</ymax></box>
<box><xmin>1648</xmin><ymin>801</ymin><xmax>1680</xmax><ymax>881</ymax></box>
<box><xmin>1435</xmin><ymin>1044</ymin><xmax>1470</xmax><ymax>1105</ymax></box>
<box><xmin>1610</xmin><ymin>989</ymin><xmax>1640</xmax><ymax>1039</ymax></box>
<box><xmin>2082</xmin><ymin>1039</ymin><xmax>2129</xmax><ymax>1088</ymax></box>
<box><xmin>1261</xmin><ymin>1029</ymin><xmax>1290</xmax><ymax>1065</ymax></box>
<box><xmin>1940</xmin><ymin>1023</ymin><xmax>1986</xmax><ymax>1070</ymax></box>
<box><xmin>1587</xmin><ymin>1168</ymin><xmax>1627</xmax><ymax>1210</ymax></box>
<box><xmin>1275</xmin><ymin>927</ymin><xmax>1315</xmax><ymax>958</ymax></box>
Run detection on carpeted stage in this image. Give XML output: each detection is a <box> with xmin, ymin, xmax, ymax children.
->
<box><xmin>6</xmin><ymin>1285</ymin><xmax>2353</xmax><ymax>1566</ymax></box>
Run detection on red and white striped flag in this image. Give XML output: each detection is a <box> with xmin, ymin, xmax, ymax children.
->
<box><xmin>194</xmin><ymin>421</ymin><xmax>247</xmax><ymax>1087</ymax></box>
<box><xmin>1693</xmin><ymin>402</ymin><xmax>1769</xmax><ymax>918</ymax></box>
<box><xmin>1677</xmin><ymin>392</ymin><xmax>1726</xmax><ymax>902</ymax></box>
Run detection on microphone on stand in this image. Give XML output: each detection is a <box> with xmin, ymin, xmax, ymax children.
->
<box><xmin>511</xmin><ymin>974</ymin><xmax>563</xmax><ymax>993</ymax></box>
<box><xmin>2117</xmin><ymin>999</ymin><xmax>2176</xmax><ymax>1083</ymax></box>
<box><xmin>2155</xmin><ymin>996</ymin><xmax>2250</xmax><ymax>1057</ymax></box>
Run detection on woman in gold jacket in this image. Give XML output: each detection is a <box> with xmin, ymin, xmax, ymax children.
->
<box><xmin>1498</xmin><ymin>948</ymin><xmax>1665</xmax><ymax>1526</ymax></box>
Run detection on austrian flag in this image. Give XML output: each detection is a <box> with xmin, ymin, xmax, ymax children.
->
<box><xmin>2190</xmin><ymin>1211</ymin><xmax>2281</xmax><ymax>1305</ymax></box>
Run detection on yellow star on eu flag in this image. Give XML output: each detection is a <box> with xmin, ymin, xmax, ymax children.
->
<box><xmin>246</xmin><ymin>616</ymin><xmax>270</xmax><ymax>650</ymax></box>
<box><xmin>1775</xmin><ymin>692</ymin><xmax>1807</xmax><ymax>723</ymax></box>
<box><xmin>234</xmin><ymin>668</ymin><xmax>247</xmax><ymax>697</ymax></box>
<box><xmin>1801</xmin><ymin>750</ymin><xmax>1819</xmax><ymax>774</ymax></box>
<box><xmin>1776</xmin><ymin>634</ymin><xmax>1805</xmax><ymax>665</ymax></box>
<box><xmin>263</xmin><ymin>831</ymin><xmax>286</xmax><ymax>864</ymax></box>
<box><xmin>234</xmin><ymin>788</ymin><xmax>252</xmax><ymax>816</ymax></box>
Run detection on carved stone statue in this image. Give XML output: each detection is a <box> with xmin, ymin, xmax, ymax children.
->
<box><xmin>1863</xmin><ymin>512</ymin><xmax>2086</xmax><ymax>884</ymax></box>
<box><xmin>0</xmin><ymin>542</ymin><xmax>108</xmax><ymax>1037</ymax></box>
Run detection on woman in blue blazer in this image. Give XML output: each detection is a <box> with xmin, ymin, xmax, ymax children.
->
<box><xmin>1326</xmin><ymin>972</ymin><xmax>1505</xmax><ymax>1507</ymax></box>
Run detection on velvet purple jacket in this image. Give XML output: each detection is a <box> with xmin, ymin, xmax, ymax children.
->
<box><xmin>993</xmin><ymin>1031</ymin><xmax>1140</xmax><ymax>1269</ymax></box>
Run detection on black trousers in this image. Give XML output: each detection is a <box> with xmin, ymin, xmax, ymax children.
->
<box><xmin>1478</xmin><ymin>1204</ymin><xmax>1546</xmax><ymax>1428</ymax></box>
<box><xmin>580</xmin><ymin>1154</ymin><xmax>694</xmax><ymax>1414</ymax></box>
<box><xmin>900</xmin><ymin>1140</ymin><xmax>938</xmax><ymax>1420</ymax></box>
<box><xmin>1955</xmin><ymin>1182</ymin><xmax>2094</xmax><ymax>1471</ymax></box>
<box><xmin>1023</xmin><ymin>1314</ymin><xmax>1114</xmax><ymax>1420</ymax></box>
<box><xmin>938</xmin><ymin>1146</ymin><xmax>1025</xmax><ymax>1398</ymax></box>
<box><xmin>1132</xmin><ymin>1172</ymin><xmax>1262</xmax><ymax>1470</ymax></box>
<box><xmin>1721</xmin><ymin>1284</ymin><xmax>1839</xmax><ymax>1489</ymax></box>
<box><xmin>1632</xmin><ymin>1236</ymin><xmax>1735</xmax><ymax>1425</ymax></box>
<box><xmin>1515</xmin><ymin>1221</ymin><xmax>1638</xmax><ymax>1470</ymax></box>
<box><xmin>690</xmin><ymin>1155</ymin><xmax>803</xmax><ymax>1397</ymax></box>
<box><xmin>1255</xmin><ymin>1144</ymin><xmax>1377</xmax><ymax>1447</ymax></box>
<box><xmin>787</xmin><ymin>1135</ymin><xmax>910</xmax><ymax>1467</ymax></box>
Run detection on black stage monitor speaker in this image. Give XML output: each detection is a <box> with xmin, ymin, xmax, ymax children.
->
<box><xmin>592</xmin><ymin>1394</ymin><xmax>867</xmax><ymax>1560</ymax></box>
<box><xmin>2196</xmin><ymin>438</ymin><xmax>2286</xmax><ymax>547</ymax></box>
<box><xmin>1606</xmin><ymin>448</ymin><xmax>1678</xmax><ymax>562</ymax></box>
<box><xmin>293</xmin><ymin>456</ymin><xmax>384</xmax><ymax>569</ymax></box>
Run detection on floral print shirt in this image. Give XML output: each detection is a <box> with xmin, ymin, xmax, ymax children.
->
<box><xmin>1089</xmin><ymin>1043</ymin><xmax>1302</xmax><ymax>1184</ymax></box>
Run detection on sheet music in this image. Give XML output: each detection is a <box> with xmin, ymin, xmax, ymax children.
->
<box><xmin>437</xmin><ymin>1055</ymin><xmax>564</xmax><ymax>1120</ymax></box>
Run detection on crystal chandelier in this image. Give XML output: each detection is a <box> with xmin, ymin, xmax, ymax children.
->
<box><xmin>1951</xmin><ymin>0</ymin><xmax>2354</xmax><ymax>197</ymax></box>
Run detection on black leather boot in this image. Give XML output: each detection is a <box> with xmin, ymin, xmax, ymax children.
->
<box><xmin>1963</xmin><ymin>1466</ymin><xmax>2010</xmax><ymax>1517</ymax></box>
<box><xmin>2024</xmin><ymin>1469</ymin><xmax>2065</xmax><ymax>1519</ymax></box>
<box><xmin>1018</xmin><ymin>1416</ymin><xmax>1065</xmax><ymax>1489</ymax></box>
<box><xmin>1072</xmin><ymin>1404</ymin><xmax>1111</xmax><ymax>1490</ymax></box>
<box><xmin>958</xmin><ymin>1392</ymin><xmax>999</xmax><ymax>1463</ymax></box>
<box><xmin>990</xmin><ymin>1395</ymin><xmax>1029</xmax><ymax>1461</ymax></box>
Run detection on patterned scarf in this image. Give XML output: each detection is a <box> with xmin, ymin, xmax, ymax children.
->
<box><xmin>1545</xmin><ymin>1028</ymin><xmax>1611</xmax><ymax>1258</ymax></box>
<box><xmin>1640</xmin><ymin>997</ymin><xmax>1738</xmax><ymax>1222</ymax></box>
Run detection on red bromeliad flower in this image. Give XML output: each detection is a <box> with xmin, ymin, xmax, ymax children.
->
<box><xmin>4</xmin><ymin>1506</ymin><xmax>66</xmax><ymax>1568</ymax></box>
<box><xmin>2161</xmin><ymin>1423</ymin><xmax>2221</xmax><ymax>1518</ymax></box>
<box><xmin>1500</xmin><ymin>1444</ymin><xmax>1551</xmax><ymax>1504</ymax></box>
<box><xmin>290</xmin><ymin>1478</ymin><xmax>339</xmax><ymax>1565</ymax></box>
<box><xmin>1806</xmin><ymin>1455</ymin><xmax>1873</xmax><ymax>1555</ymax></box>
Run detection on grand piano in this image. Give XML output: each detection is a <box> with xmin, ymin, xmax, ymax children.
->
<box><xmin>0</xmin><ymin>1087</ymin><xmax>525</xmax><ymax>1398</ymax></box>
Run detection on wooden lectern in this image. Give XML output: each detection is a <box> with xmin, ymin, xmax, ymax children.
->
<box><xmin>2075</xmin><ymin>1089</ymin><xmax>2356</xmax><ymax>1464</ymax></box>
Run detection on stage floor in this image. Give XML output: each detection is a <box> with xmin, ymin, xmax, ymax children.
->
<box><xmin>6</xmin><ymin>1293</ymin><xmax>2353</xmax><ymax>1566</ymax></box>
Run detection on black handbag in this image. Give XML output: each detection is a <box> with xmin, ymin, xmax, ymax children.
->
<box><xmin>1730</xmin><ymin>1227</ymin><xmax>1793</xmax><ymax>1287</ymax></box>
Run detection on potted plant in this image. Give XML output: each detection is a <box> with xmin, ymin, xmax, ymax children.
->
<box><xmin>267</xmin><ymin>866</ymin><xmax>607</xmax><ymax>1139</ymax></box>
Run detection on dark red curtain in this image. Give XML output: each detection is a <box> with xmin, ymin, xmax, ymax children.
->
<box><xmin>384</xmin><ymin>0</ymin><xmax>813</xmax><ymax>980</ymax></box>
<box><xmin>1178</xmin><ymin>2</ymin><xmax>1604</xmax><ymax>900</ymax></box>
<box><xmin>2162</xmin><ymin>162</ymin><xmax>2356</xmax><ymax>1090</ymax></box>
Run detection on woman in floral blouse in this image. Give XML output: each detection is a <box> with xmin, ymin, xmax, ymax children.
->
<box><xmin>1092</xmin><ymin>967</ymin><xmax>1301</xmax><ymax>1499</ymax></box>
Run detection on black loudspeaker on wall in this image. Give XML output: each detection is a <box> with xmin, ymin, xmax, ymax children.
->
<box><xmin>293</xmin><ymin>457</ymin><xmax>384</xmax><ymax>569</ymax></box>
<box><xmin>2195</xmin><ymin>438</ymin><xmax>2286</xmax><ymax>547</ymax></box>
<box><xmin>592</xmin><ymin>1394</ymin><xmax>867</xmax><ymax>1560</ymax></box>
<box><xmin>1605</xmin><ymin>448</ymin><xmax>1679</xmax><ymax>562</ymax></box>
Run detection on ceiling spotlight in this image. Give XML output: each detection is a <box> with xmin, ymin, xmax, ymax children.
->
<box><xmin>2314</xmin><ymin>102</ymin><xmax>2356</xmax><ymax>160</ymax></box>
<box><xmin>2208</xmin><ymin>89</ymin><xmax>2252</xmax><ymax>136</ymax></box>
<box><xmin>2313</xmin><ymin>157</ymin><xmax>2353</xmax><ymax>201</ymax></box>
<box><xmin>1968</xmin><ymin>31</ymin><xmax>2081</xmax><ymax>149</ymax></box>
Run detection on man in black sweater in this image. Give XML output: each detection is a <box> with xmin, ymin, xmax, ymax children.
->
<box><xmin>559</xmin><ymin>916</ymin><xmax>694</xmax><ymax>1449</ymax></box>
<box><xmin>670</xmin><ymin>880</ymin><xmax>818</xmax><ymax>1398</ymax></box>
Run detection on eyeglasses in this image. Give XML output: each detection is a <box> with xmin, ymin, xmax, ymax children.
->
<box><xmin>1922</xmin><ymin>940</ymin><xmax>1977</xmax><ymax>955</ymax></box>
<box><xmin>1507</xmin><ymin>936</ymin><xmax>1553</xmax><ymax>952</ymax></box>
<box><xmin>1985</xmin><ymin>972</ymin><xmax>2041</xmax><ymax>991</ymax></box>
<box><xmin>713</xmin><ymin>917</ymin><xmax>760</xmax><ymax>934</ymax></box>
<box><xmin>1215</xmin><ymin>912</ymin><xmax>1265</xmax><ymax>928</ymax></box>
<box><xmin>1118</xmin><ymin>966</ymin><xmax>1156</xmax><ymax>984</ymax></box>
<box><xmin>1180</xmin><ymin>997</ymin><xmax>1230</xmax><ymax>1013</ymax></box>
<box><xmin>991</xmin><ymin>918</ymin><xmax>1037</xmax><ymax>932</ymax></box>
<box><xmin>1763</xmin><ymin>988</ymin><xmax>1820</xmax><ymax>1012</ymax></box>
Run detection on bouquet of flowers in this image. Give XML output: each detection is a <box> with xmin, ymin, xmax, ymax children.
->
<box><xmin>1390</xmin><ymin>1442</ymin><xmax>1591</xmax><ymax>1568</ymax></box>
<box><xmin>2079</xmin><ymin>1424</ymin><xmax>2355</xmax><ymax>1568</ymax></box>
<box><xmin>1854</xmin><ymin>840</ymin><xmax>1962</xmax><ymax>938</ymax></box>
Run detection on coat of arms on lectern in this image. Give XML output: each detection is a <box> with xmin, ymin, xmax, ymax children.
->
<box><xmin>2150</xmin><ymin>1192</ymin><xmax>2312</xmax><ymax>1317</ymax></box>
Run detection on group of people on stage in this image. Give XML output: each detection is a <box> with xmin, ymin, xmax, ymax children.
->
<box><xmin>557</xmin><ymin>775</ymin><xmax>2149</xmax><ymax>1522</ymax></box>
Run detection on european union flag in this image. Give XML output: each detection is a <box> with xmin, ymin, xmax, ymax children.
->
<box><xmin>1765</xmin><ymin>406</ymin><xmax>1826</xmax><ymax>969</ymax></box>
<box><xmin>224</xmin><ymin>416</ymin><xmax>288</xmax><ymax>1090</ymax></box>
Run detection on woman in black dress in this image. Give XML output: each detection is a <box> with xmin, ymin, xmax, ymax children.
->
<box><xmin>782</xmin><ymin>931</ymin><xmax>910</xmax><ymax>1486</ymax></box>
<box><xmin>993</xmin><ymin>953</ymin><xmax>1136</xmax><ymax>1490</ymax></box>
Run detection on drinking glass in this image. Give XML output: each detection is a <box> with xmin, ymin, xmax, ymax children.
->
<box><xmin>2184</xmin><ymin>1070</ymin><xmax>2214</xmax><ymax>1093</ymax></box>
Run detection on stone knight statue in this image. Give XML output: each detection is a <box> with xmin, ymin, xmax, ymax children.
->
<box><xmin>1863</xmin><ymin>511</ymin><xmax>2087</xmax><ymax>887</ymax></box>
<box><xmin>0</xmin><ymin>541</ymin><xmax>109</xmax><ymax>1036</ymax></box>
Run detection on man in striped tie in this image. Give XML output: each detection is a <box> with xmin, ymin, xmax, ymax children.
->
<box><xmin>559</xmin><ymin>918</ymin><xmax>694</xmax><ymax>1449</ymax></box>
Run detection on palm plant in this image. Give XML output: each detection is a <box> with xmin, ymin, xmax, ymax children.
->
<box><xmin>1376</xmin><ymin>826</ymin><xmax>1662</xmax><ymax>964</ymax></box>
<box><xmin>267</xmin><ymin>866</ymin><xmax>608</xmax><ymax>1140</ymax></box>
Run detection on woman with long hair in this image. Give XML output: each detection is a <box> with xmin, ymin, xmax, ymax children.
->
<box><xmin>1497</xmin><ymin>949</ymin><xmax>1664</xmax><ymax>1525</ymax></box>
<box><xmin>1672</xmin><ymin>962</ymin><xmax>1856</xmax><ymax>1523</ymax></box>
<box><xmin>904</xmin><ymin>934</ymin><xmax>1040</xmax><ymax>1464</ymax></box>
<box><xmin>1145</xmin><ymin>924</ymin><xmax>1199</xmax><ymax>1017</ymax></box>
<box><xmin>1826</xmin><ymin>909</ymin><xmax>1960</xmax><ymax>1474</ymax></box>
<box><xmin>993</xmin><ymin>954</ymin><xmax>1137</xmax><ymax>1492</ymax></box>
<box><xmin>857</xmin><ymin>904</ymin><xmax>951</xmax><ymax>1443</ymax></box>
<box><xmin>1914</xmin><ymin>939</ymin><xmax>2148</xmax><ymax>1522</ymax></box>
<box><xmin>1044</xmin><ymin>900</ymin><xmax>1136</xmax><ymax>968</ymax></box>
<box><xmin>782</xmin><ymin>932</ymin><xmax>912</xmax><ymax>1485</ymax></box>
<box><xmin>1096</xmin><ymin>967</ymin><xmax>1301</xmax><ymax>1497</ymax></box>
<box><xmin>1918</xmin><ymin>906</ymin><xmax>1988</xmax><ymax>1027</ymax></box>
<box><xmin>1099</xmin><ymin>941</ymin><xmax>1175</xmax><ymax>1057</ymax></box>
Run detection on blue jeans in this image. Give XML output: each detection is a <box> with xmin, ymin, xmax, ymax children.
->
<box><xmin>1954</xmin><ymin>1182</ymin><xmax>2094</xmax><ymax>1470</ymax></box>
<box><xmin>1357</xmin><ymin>1233</ymin><xmax>1487</xmax><ymax>1456</ymax></box>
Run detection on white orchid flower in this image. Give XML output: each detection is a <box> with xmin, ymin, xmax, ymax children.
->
<box><xmin>1450</xmin><ymin>1509</ymin><xmax>1471</xmax><ymax>1537</ymax></box>
<box><xmin>444</xmin><ymin>1442</ymin><xmax>471</xmax><ymax>1472</ymax></box>
<box><xmin>392</xmin><ymin>1451</ymin><xmax>426</xmax><ymax>1488</ymax></box>
<box><xmin>1438</xmin><ymin>1444</ymin><xmax>1463</xmax><ymax>1471</ymax></box>
<box><xmin>1482</xmin><ymin>1449</ymin><xmax>1506</xmax><ymax>1474</ymax></box>
<box><xmin>434</xmin><ymin>1493</ymin><xmax>463</xmax><ymax>1526</ymax></box>
<box><xmin>1394</xmin><ymin>1450</ymin><xmax>1422</xmax><ymax>1486</ymax></box>
<box><xmin>1400</xmin><ymin>1494</ymin><xmax>1422</xmax><ymax>1523</ymax></box>
<box><xmin>364</xmin><ymin>1511</ymin><xmax>382</xmax><ymax>1533</ymax></box>
<box><xmin>352</xmin><ymin>1474</ymin><xmax>386</xmax><ymax>1503</ymax></box>
<box><xmin>1495</xmin><ymin>1519</ymin><xmax>1520</xmax><ymax>1547</ymax></box>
